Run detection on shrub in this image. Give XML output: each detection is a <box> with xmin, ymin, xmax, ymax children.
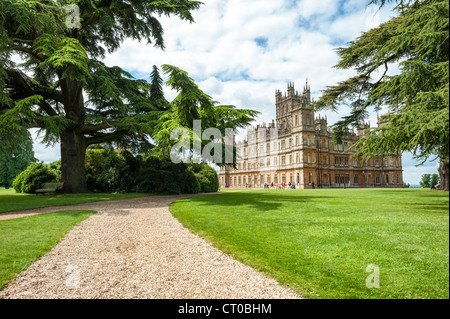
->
<box><xmin>85</xmin><ymin>148</ymin><xmax>124</xmax><ymax>192</ymax></box>
<box><xmin>188</xmin><ymin>163</ymin><xmax>219</xmax><ymax>193</ymax></box>
<box><xmin>12</xmin><ymin>162</ymin><xmax>58</xmax><ymax>193</ymax></box>
<box><xmin>84</xmin><ymin>149</ymin><xmax>202</xmax><ymax>195</ymax></box>
<box><xmin>136</xmin><ymin>156</ymin><xmax>200</xmax><ymax>194</ymax></box>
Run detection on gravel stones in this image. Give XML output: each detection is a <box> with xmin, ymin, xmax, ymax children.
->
<box><xmin>0</xmin><ymin>195</ymin><xmax>300</xmax><ymax>299</ymax></box>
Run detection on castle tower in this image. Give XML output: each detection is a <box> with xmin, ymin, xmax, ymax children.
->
<box><xmin>275</xmin><ymin>80</ymin><xmax>313</xmax><ymax>135</ymax></box>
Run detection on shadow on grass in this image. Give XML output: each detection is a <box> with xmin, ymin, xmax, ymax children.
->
<box><xmin>175</xmin><ymin>191</ymin><xmax>335</xmax><ymax>212</ymax></box>
<box><xmin>405</xmin><ymin>202</ymin><xmax>450</xmax><ymax>212</ymax></box>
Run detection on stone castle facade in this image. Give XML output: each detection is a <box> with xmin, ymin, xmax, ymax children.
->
<box><xmin>219</xmin><ymin>82</ymin><xmax>403</xmax><ymax>189</ymax></box>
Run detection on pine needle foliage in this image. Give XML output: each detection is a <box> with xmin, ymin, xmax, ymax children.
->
<box><xmin>313</xmin><ymin>0</ymin><xmax>449</xmax><ymax>189</ymax></box>
<box><xmin>0</xmin><ymin>1</ymin><xmax>258</xmax><ymax>192</ymax></box>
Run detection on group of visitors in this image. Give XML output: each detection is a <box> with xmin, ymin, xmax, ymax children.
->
<box><xmin>260</xmin><ymin>182</ymin><xmax>296</xmax><ymax>189</ymax></box>
<box><xmin>227</xmin><ymin>182</ymin><xmax>300</xmax><ymax>189</ymax></box>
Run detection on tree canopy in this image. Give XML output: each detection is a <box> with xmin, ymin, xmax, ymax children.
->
<box><xmin>313</xmin><ymin>0</ymin><xmax>449</xmax><ymax>190</ymax></box>
<box><xmin>0</xmin><ymin>132</ymin><xmax>36</xmax><ymax>189</ymax></box>
<box><xmin>0</xmin><ymin>0</ymin><xmax>258</xmax><ymax>192</ymax></box>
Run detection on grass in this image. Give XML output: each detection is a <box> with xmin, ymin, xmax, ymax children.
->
<box><xmin>170</xmin><ymin>188</ymin><xmax>449</xmax><ymax>299</ymax></box>
<box><xmin>0</xmin><ymin>187</ymin><xmax>152</xmax><ymax>214</ymax></box>
<box><xmin>0</xmin><ymin>210</ymin><xmax>95</xmax><ymax>290</ymax></box>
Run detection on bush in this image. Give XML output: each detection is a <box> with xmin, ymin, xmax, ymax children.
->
<box><xmin>136</xmin><ymin>156</ymin><xmax>200</xmax><ymax>194</ymax></box>
<box><xmin>85</xmin><ymin>148</ymin><xmax>125</xmax><ymax>192</ymax></box>
<box><xmin>84</xmin><ymin>148</ymin><xmax>203</xmax><ymax>195</ymax></box>
<box><xmin>188</xmin><ymin>163</ymin><xmax>219</xmax><ymax>193</ymax></box>
<box><xmin>12</xmin><ymin>162</ymin><xmax>58</xmax><ymax>193</ymax></box>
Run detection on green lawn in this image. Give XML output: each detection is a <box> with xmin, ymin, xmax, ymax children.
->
<box><xmin>170</xmin><ymin>188</ymin><xmax>449</xmax><ymax>299</ymax></box>
<box><xmin>0</xmin><ymin>187</ymin><xmax>152</xmax><ymax>214</ymax></box>
<box><xmin>0</xmin><ymin>210</ymin><xmax>95</xmax><ymax>290</ymax></box>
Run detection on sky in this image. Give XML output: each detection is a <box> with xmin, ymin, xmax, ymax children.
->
<box><xmin>30</xmin><ymin>0</ymin><xmax>440</xmax><ymax>185</ymax></box>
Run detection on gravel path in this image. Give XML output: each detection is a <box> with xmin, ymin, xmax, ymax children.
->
<box><xmin>0</xmin><ymin>194</ymin><xmax>301</xmax><ymax>299</ymax></box>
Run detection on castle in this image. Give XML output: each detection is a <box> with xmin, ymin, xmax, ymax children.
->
<box><xmin>218</xmin><ymin>81</ymin><xmax>403</xmax><ymax>189</ymax></box>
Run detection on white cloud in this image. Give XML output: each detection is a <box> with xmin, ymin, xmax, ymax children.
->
<box><xmin>29</xmin><ymin>0</ymin><xmax>435</xmax><ymax>184</ymax></box>
<box><xmin>29</xmin><ymin>129</ymin><xmax>60</xmax><ymax>163</ymax></box>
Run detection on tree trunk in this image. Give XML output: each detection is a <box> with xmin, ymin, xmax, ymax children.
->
<box><xmin>60</xmin><ymin>78</ymin><xmax>88</xmax><ymax>193</ymax></box>
<box><xmin>60</xmin><ymin>129</ymin><xmax>88</xmax><ymax>193</ymax></box>
<box><xmin>438</xmin><ymin>160</ymin><xmax>449</xmax><ymax>191</ymax></box>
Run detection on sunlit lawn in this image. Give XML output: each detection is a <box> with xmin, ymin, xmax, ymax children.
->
<box><xmin>0</xmin><ymin>210</ymin><xmax>95</xmax><ymax>290</ymax></box>
<box><xmin>170</xmin><ymin>188</ymin><xmax>449</xmax><ymax>299</ymax></box>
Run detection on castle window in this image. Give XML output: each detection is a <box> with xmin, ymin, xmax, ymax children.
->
<box><xmin>289</xmin><ymin>155</ymin><xmax>293</xmax><ymax>164</ymax></box>
<box><xmin>306</xmin><ymin>116</ymin><xmax>310</xmax><ymax>125</ymax></box>
<box><xmin>296</xmin><ymin>135</ymin><xmax>299</xmax><ymax>146</ymax></box>
<box><xmin>375</xmin><ymin>159</ymin><xmax>380</xmax><ymax>167</ymax></box>
<box><xmin>384</xmin><ymin>158</ymin><xmax>388</xmax><ymax>167</ymax></box>
<box><xmin>281</xmin><ymin>156</ymin><xmax>285</xmax><ymax>165</ymax></box>
<box><xmin>307</xmin><ymin>153</ymin><xmax>311</xmax><ymax>163</ymax></box>
<box><xmin>274</xmin><ymin>157</ymin><xmax>278</xmax><ymax>165</ymax></box>
<box><xmin>354</xmin><ymin>175</ymin><xmax>359</xmax><ymax>184</ymax></box>
<box><xmin>296</xmin><ymin>152</ymin><xmax>300</xmax><ymax>163</ymax></box>
<box><xmin>295</xmin><ymin>115</ymin><xmax>298</xmax><ymax>126</ymax></box>
<box><xmin>386</xmin><ymin>174</ymin><xmax>389</xmax><ymax>184</ymax></box>
<box><xmin>307</xmin><ymin>136</ymin><xmax>311</xmax><ymax>146</ymax></box>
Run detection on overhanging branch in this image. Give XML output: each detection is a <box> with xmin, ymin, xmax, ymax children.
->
<box><xmin>85</xmin><ymin>129</ymin><xmax>128</xmax><ymax>146</ymax></box>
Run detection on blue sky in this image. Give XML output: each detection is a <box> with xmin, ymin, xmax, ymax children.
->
<box><xmin>31</xmin><ymin>0</ymin><xmax>440</xmax><ymax>185</ymax></box>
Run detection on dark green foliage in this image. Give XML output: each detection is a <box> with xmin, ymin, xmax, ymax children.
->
<box><xmin>85</xmin><ymin>147</ymin><xmax>125</xmax><ymax>193</ymax></box>
<box><xmin>188</xmin><ymin>163</ymin><xmax>219</xmax><ymax>193</ymax></box>
<box><xmin>0</xmin><ymin>135</ymin><xmax>36</xmax><ymax>189</ymax></box>
<box><xmin>85</xmin><ymin>148</ymin><xmax>201</xmax><ymax>194</ymax></box>
<box><xmin>136</xmin><ymin>156</ymin><xmax>200</xmax><ymax>195</ymax></box>
<box><xmin>12</xmin><ymin>162</ymin><xmax>58</xmax><ymax>193</ymax></box>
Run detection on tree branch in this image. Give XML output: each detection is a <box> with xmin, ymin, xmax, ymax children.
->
<box><xmin>85</xmin><ymin>130</ymin><xmax>128</xmax><ymax>146</ymax></box>
<box><xmin>78</xmin><ymin>121</ymin><xmax>117</xmax><ymax>134</ymax></box>
<box><xmin>4</xmin><ymin>69</ymin><xmax>61</xmax><ymax>116</ymax></box>
<box><xmin>8</xmin><ymin>45</ymin><xmax>47</xmax><ymax>62</ymax></box>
